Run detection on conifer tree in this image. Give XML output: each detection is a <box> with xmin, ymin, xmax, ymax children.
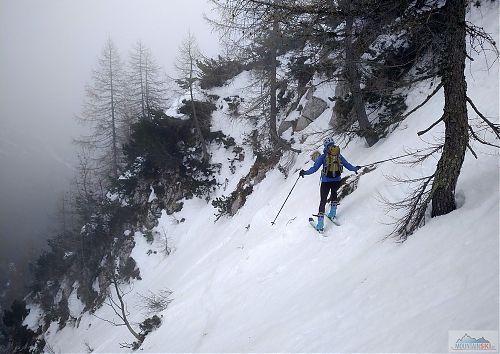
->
<box><xmin>127</xmin><ymin>41</ymin><xmax>167</xmax><ymax>120</ymax></box>
<box><xmin>430</xmin><ymin>0</ymin><xmax>469</xmax><ymax>217</ymax></box>
<box><xmin>78</xmin><ymin>38</ymin><xmax>126</xmax><ymax>180</ymax></box>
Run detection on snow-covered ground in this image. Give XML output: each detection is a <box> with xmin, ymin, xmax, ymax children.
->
<box><xmin>29</xmin><ymin>4</ymin><xmax>499</xmax><ymax>353</ymax></box>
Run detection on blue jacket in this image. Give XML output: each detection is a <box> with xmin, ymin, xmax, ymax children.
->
<box><xmin>303</xmin><ymin>147</ymin><xmax>358</xmax><ymax>182</ymax></box>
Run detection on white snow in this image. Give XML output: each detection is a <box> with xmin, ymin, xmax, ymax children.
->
<box><xmin>92</xmin><ymin>277</ymin><xmax>100</xmax><ymax>293</ymax></box>
<box><xmin>164</xmin><ymin>93</ymin><xmax>191</xmax><ymax>119</ymax></box>
<box><xmin>147</xmin><ymin>185</ymin><xmax>157</xmax><ymax>203</ymax></box>
<box><xmin>40</xmin><ymin>4</ymin><xmax>498</xmax><ymax>353</ymax></box>
<box><xmin>23</xmin><ymin>304</ymin><xmax>43</xmax><ymax>332</ymax></box>
<box><xmin>67</xmin><ymin>282</ymin><xmax>85</xmax><ymax>318</ymax></box>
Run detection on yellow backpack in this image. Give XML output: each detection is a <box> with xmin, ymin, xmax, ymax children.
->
<box><xmin>323</xmin><ymin>145</ymin><xmax>343</xmax><ymax>177</ymax></box>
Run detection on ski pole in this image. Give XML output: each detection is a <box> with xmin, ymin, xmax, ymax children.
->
<box><xmin>271</xmin><ymin>174</ymin><xmax>301</xmax><ymax>225</ymax></box>
<box><xmin>358</xmin><ymin>149</ymin><xmax>422</xmax><ymax>168</ymax></box>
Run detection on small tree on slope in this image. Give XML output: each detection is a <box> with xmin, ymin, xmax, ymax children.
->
<box><xmin>175</xmin><ymin>32</ymin><xmax>209</xmax><ymax>165</ymax></box>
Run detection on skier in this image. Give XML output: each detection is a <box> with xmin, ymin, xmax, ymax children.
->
<box><xmin>299</xmin><ymin>137</ymin><xmax>360</xmax><ymax>232</ymax></box>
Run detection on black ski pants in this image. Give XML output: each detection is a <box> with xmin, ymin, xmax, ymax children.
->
<box><xmin>318</xmin><ymin>180</ymin><xmax>341</xmax><ymax>214</ymax></box>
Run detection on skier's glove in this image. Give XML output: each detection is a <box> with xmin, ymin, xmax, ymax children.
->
<box><xmin>299</xmin><ymin>169</ymin><xmax>305</xmax><ymax>178</ymax></box>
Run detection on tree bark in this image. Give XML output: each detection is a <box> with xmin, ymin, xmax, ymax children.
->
<box><xmin>343</xmin><ymin>0</ymin><xmax>378</xmax><ymax>147</ymax></box>
<box><xmin>431</xmin><ymin>0</ymin><xmax>468</xmax><ymax>217</ymax></box>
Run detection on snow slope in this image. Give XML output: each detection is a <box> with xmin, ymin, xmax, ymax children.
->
<box><xmin>34</xmin><ymin>4</ymin><xmax>499</xmax><ymax>353</ymax></box>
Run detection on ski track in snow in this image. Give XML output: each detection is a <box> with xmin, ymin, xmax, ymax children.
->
<box><xmin>27</xmin><ymin>4</ymin><xmax>499</xmax><ymax>353</ymax></box>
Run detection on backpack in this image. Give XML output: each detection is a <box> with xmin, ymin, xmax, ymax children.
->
<box><xmin>322</xmin><ymin>145</ymin><xmax>343</xmax><ymax>178</ymax></box>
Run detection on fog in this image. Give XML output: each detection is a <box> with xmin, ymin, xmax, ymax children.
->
<box><xmin>0</xmin><ymin>0</ymin><xmax>220</xmax><ymax>299</ymax></box>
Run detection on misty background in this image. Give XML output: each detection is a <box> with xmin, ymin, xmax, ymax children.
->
<box><xmin>0</xmin><ymin>0</ymin><xmax>220</xmax><ymax>304</ymax></box>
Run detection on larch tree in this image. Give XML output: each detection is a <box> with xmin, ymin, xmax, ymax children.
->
<box><xmin>430</xmin><ymin>0</ymin><xmax>469</xmax><ymax>217</ymax></box>
<box><xmin>128</xmin><ymin>41</ymin><xmax>167</xmax><ymax>120</ymax></box>
<box><xmin>372</xmin><ymin>0</ymin><xmax>498</xmax><ymax>239</ymax></box>
<box><xmin>78</xmin><ymin>38</ymin><xmax>126</xmax><ymax>180</ymax></box>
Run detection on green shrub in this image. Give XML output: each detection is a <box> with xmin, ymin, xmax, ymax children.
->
<box><xmin>197</xmin><ymin>56</ymin><xmax>245</xmax><ymax>89</ymax></box>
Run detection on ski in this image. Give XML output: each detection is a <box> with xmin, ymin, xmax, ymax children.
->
<box><xmin>326</xmin><ymin>215</ymin><xmax>341</xmax><ymax>226</ymax></box>
<box><xmin>313</xmin><ymin>213</ymin><xmax>341</xmax><ymax>226</ymax></box>
<box><xmin>309</xmin><ymin>217</ymin><xmax>325</xmax><ymax>235</ymax></box>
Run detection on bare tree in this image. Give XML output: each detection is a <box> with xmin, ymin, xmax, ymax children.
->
<box><xmin>72</xmin><ymin>146</ymin><xmax>103</xmax><ymax>223</ymax></box>
<box><xmin>175</xmin><ymin>32</ymin><xmax>209</xmax><ymax>164</ymax></box>
<box><xmin>128</xmin><ymin>41</ymin><xmax>167</xmax><ymax>120</ymax></box>
<box><xmin>77</xmin><ymin>38</ymin><xmax>126</xmax><ymax>180</ymax></box>
<box><xmin>93</xmin><ymin>267</ymin><xmax>141</xmax><ymax>343</ymax></box>
<box><xmin>109</xmin><ymin>271</ymin><xmax>141</xmax><ymax>341</ymax></box>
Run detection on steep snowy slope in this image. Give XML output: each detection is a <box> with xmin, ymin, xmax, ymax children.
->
<box><xmin>32</xmin><ymin>4</ymin><xmax>499</xmax><ymax>353</ymax></box>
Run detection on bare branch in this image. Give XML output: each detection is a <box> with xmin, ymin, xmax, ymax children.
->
<box><xmin>382</xmin><ymin>174</ymin><xmax>435</xmax><ymax>241</ymax></box>
<box><xmin>393</xmin><ymin>145</ymin><xmax>443</xmax><ymax>167</ymax></box>
<box><xmin>92</xmin><ymin>313</ymin><xmax>126</xmax><ymax>327</ymax></box>
<box><xmin>466</xmin><ymin>142</ymin><xmax>478</xmax><ymax>159</ymax></box>
<box><xmin>466</xmin><ymin>96</ymin><xmax>500</xmax><ymax>140</ymax></box>
<box><xmin>401</xmin><ymin>82</ymin><xmax>443</xmax><ymax>120</ymax></box>
<box><xmin>417</xmin><ymin>115</ymin><xmax>444</xmax><ymax>136</ymax></box>
<box><xmin>468</xmin><ymin>124</ymin><xmax>500</xmax><ymax>148</ymax></box>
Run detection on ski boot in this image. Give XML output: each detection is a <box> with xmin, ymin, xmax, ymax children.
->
<box><xmin>316</xmin><ymin>213</ymin><xmax>325</xmax><ymax>232</ymax></box>
<box><xmin>327</xmin><ymin>201</ymin><xmax>338</xmax><ymax>219</ymax></box>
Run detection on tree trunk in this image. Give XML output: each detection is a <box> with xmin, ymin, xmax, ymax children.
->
<box><xmin>109</xmin><ymin>45</ymin><xmax>118</xmax><ymax>179</ymax></box>
<box><xmin>139</xmin><ymin>46</ymin><xmax>145</xmax><ymax>119</ymax></box>
<box><xmin>145</xmin><ymin>56</ymin><xmax>151</xmax><ymax>120</ymax></box>
<box><xmin>267</xmin><ymin>4</ymin><xmax>300</xmax><ymax>153</ymax></box>
<box><xmin>111</xmin><ymin>274</ymin><xmax>141</xmax><ymax>341</ymax></box>
<box><xmin>189</xmin><ymin>56</ymin><xmax>209</xmax><ymax>164</ymax></box>
<box><xmin>343</xmin><ymin>0</ymin><xmax>378</xmax><ymax>147</ymax></box>
<box><xmin>431</xmin><ymin>0</ymin><xmax>468</xmax><ymax>217</ymax></box>
<box><xmin>269</xmin><ymin>10</ymin><xmax>280</xmax><ymax>146</ymax></box>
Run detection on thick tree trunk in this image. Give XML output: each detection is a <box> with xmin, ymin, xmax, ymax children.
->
<box><xmin>343</xmin><ymin>0</ymin><xmax>378</xmax><ymax>147</ymax></box>
<box><xmin>431</xmin><ymin>0</ymin><xmax>468</xmax><ymax>217</ymax></box>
